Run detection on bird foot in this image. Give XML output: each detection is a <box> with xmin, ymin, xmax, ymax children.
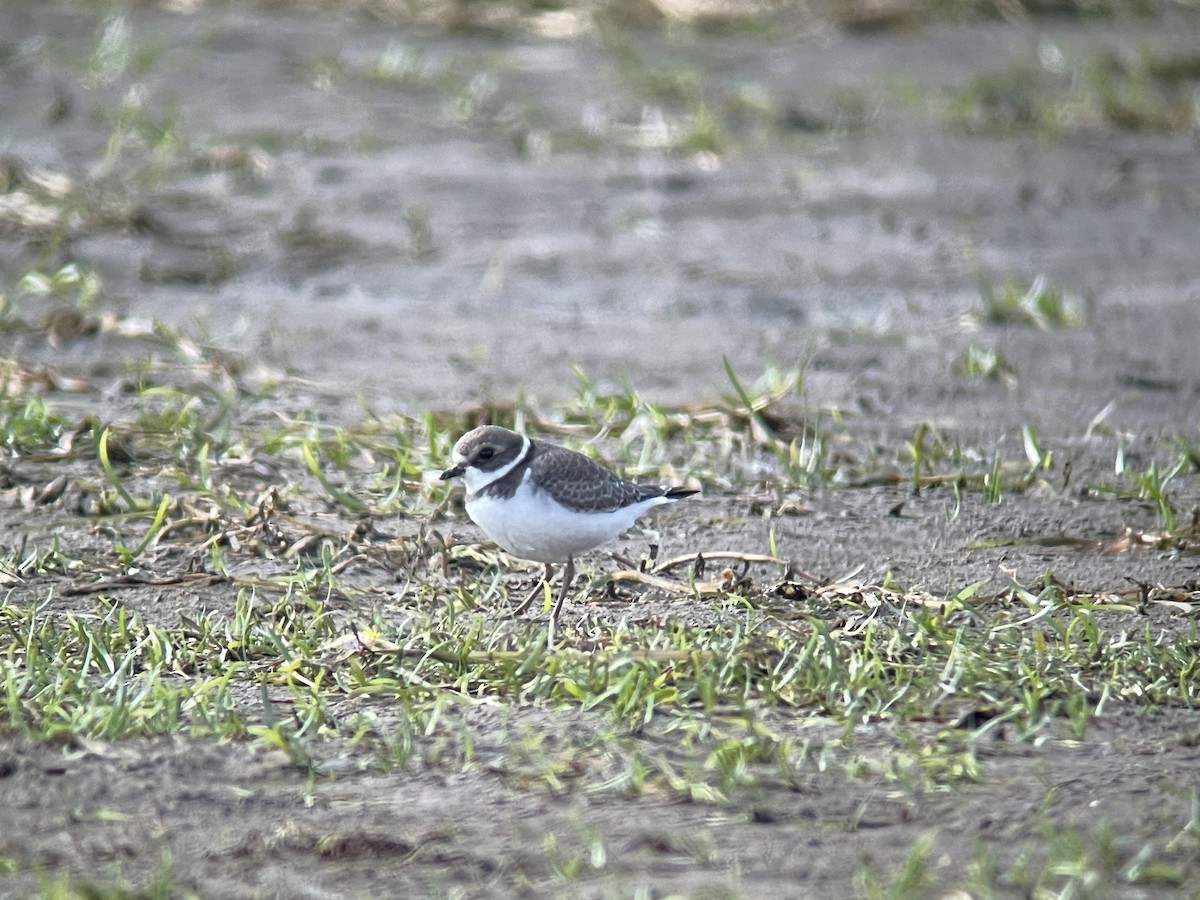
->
<box><xmin>510</xmin><ymin>560</ymin><xmax>576</xmax><ymax>620</ymax></box>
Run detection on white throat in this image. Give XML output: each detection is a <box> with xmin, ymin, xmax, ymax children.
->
<box><xmin>462</xmin><ymin>435</ymin><xmax>532</xmax><ymax>495</ymax></box>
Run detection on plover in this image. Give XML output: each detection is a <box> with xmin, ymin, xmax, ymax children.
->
<box><xmin>439</xmin><ymin>425</ymin><xmax>697</xmax><ymax>619</ymax></box>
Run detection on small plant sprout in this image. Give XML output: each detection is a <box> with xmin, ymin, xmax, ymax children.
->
<box><xmin>980</xmin><ymin>274</ymin><xmax>1082</xmax><ymax>329</ymax></box>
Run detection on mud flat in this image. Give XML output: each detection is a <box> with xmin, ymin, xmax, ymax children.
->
<box><xmin>1</xmin><ymin>1</ymin><xmax>1198</xmax><ymax>896</ymax></box>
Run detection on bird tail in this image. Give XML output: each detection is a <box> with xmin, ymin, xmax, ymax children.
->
<box><xmin>663</xmin><ymin>486</ymin><xmax>699</xmax><ymax>500</ymax></box>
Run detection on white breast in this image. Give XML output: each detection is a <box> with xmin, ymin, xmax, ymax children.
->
<box><xmin>465</xmin><ymin>472</ymin><xmax>670</xmax><ymax>563</ymax></box>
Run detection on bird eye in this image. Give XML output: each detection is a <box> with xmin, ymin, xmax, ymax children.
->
<box><xmin>477</xmin><ymin>447</ymin><xmax>495</xmax><ymax>461</ymax></box>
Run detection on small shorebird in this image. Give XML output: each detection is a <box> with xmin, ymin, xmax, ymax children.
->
<box><xmin>439</xmin><ymin>425</ymin><xmax>697</xmax><ymax>619</ymax></box>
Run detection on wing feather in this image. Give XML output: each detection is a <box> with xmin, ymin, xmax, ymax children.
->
<box><xmin>528</xmin><ymin>442</ymin><xmax>658</xmax><ymax>512</ymax></box>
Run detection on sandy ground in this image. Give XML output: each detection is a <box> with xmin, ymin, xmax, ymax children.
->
<box><xmin>2</xmin><ymin>1</ymin><xmax>1199</xmax><ymax>896</ymax></box>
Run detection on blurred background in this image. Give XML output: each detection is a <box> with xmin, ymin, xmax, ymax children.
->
<box><xmin>2</xmin><ymin>0</ymin><xmax>1198</xmax><ymax>420</ymax></box>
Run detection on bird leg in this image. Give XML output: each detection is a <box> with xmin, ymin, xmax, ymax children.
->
<box><xmin>512</xmin><ymin>562</ymin><xmax>554</xmax><ymax>616</ymax></box>
<box><xmin>550</xmin><ymin>556</ymin><xmax>575</xmax><ymax>621</ymax></box>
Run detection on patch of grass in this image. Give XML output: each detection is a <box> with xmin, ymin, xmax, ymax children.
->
<box><xmin>0</xmin><ymin>280</ymin><xmax>1185</xmax><ymax>546</ymax></box>
<box><xmin>856</xmin><ymin>831</ymin><xmax>937</xmax><ymax>900</ymax></box>
<box><xmin>946</xmin><ymin>42</ymin><xmax>1200</xmax><ymax>136</ymax></box>
<box><xmin>1113</xmin><ymin>446</ymin><xmax>1190</xmax><ymax>532</ymax></box>
<box><xmin>955</xmin><ymin>343</ymin><xmax>1017</xmax><ymax>390</ymax></box>
<box><xmin>598</xmin><ymin>35</ymin><xmax>776</xmax><ymax>156</ymax></box>
<box><xmin>969</xmin><ymin>802</ymin><xmax>1199</xmax><ymax>897</ymax></box>
<box><xmin>1048</xmin><ymin>442</ymin><xmax>1200</xmax><ymax>552</ymax></box>
<box><xmin>676</xmin><ymin>103</ymin><xmax>725</xmax><ymax>155</ymax></box>
<box><xmin>978</xmin><ymin>274</ymin><xmax>1082</xmax><ymax>329</ymax></box>
<box><xmin>862</xmin><ymin>811</ymin><xmax>1200</xmax><ymax>898</ymax></box>
<box><xmin>8</xmin><ymin>539</ymin><xmax>1197</xmax><ymax>801</ymax></box>
<box><xmin>542</xmin><ymin>824</ymin><xmax>609</xmax><ymax>882</ymax></box>
<box><xmin>0</xmin><ymin>392</ymin><xmax>1197</xmax><ymax>892</ymax></box>
<box><xmin>0</xmin><ymin>597</ymin><xmax>246</xmax><ymax>743</ymax></box>
<box><xmin>1084</xmin><ymin>47</ymin><xmax>1200</xmax><ymax>132</ymax></box>
<box><xmin>100</xmin><ymin>88</ymin><xmax>184</xmax><ymax>184</ymax></box>
<box><xmin>16</xmin><ymin>263</ymin><xmax>102</xmax><ymax>311</ymax></box>
<box><xmin>368</xmin><ymin>41</ymin><xmax>429</xmax><ymax>84</ymax></box>
<box><xmin>0</xmin><ymin>391</ymin><xmax>71</xmax><ymax>455</ymax></box>
<box><xmin>947</xmin><ymin>64</ymin><xmax>1052</xmax><ymax>135</ymax></box>
<box><xmin>899</xmin><ymin>422</ymin><xmax>1054</xmax><ymax>502</ymax></box>
<box><xmin>27</xmin><ymin>846</ymin><xmax>187</xmax><ymax>900</ymax></box>
<box><xmin>2</xmin><ymin>298</ymin><xmax>1198</xmax><ymax>820</ymax></box>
